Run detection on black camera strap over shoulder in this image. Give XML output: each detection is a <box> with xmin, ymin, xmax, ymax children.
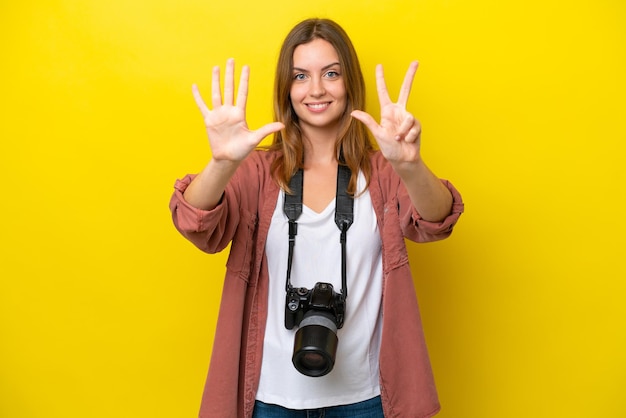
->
<box><xmin>283</xmin><ymin>164</ymin><xmax>354</xmax><ymax>299</ymax></box>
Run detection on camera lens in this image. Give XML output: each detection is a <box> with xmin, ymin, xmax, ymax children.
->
<box><xmin>292</xmin><ymin>311</ymin><xmax>338</xmax><ymax>377</ymax></box>
<box><xmin>301</xmin><ymin>352</ymin><xmax>326</xmax><ymax>368</ymax></box>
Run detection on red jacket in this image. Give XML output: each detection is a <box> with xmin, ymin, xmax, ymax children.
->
<box><xmin>170</xmin><ymin>150</ymin><xmax>464</xmax><ymax>418</ymax></box>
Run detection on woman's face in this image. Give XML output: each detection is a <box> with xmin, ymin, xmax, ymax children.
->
<box><xmin>290</xmin><ymin>38</ymin><xmax>347</xmax><ymax>137</ymax></box>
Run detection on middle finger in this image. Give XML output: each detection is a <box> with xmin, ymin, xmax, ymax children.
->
<box><xmin>211</xmin><ymin>65</ymin><xmax>222</xmax><ymax>108</ymax></box>
<box><xmin>224</xmin><ymin>58</ymin><xmax>235</xmax><ymax>106</ymax></box>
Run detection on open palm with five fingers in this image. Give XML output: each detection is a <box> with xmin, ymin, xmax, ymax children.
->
<box><xmin>192</xmin><ymin>58</ymin><xmax>284</xmax><ymax>163</ymax></box>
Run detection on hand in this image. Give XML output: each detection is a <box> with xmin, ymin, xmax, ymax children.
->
<box><xmin>351</xmin><ymin>61</ymin><xmax>422</xmax><ymax>166</ymax></box>
<box><xmin>192</xmin><ymin>58</ymin><xmax>284</xmax><ymax>163</ymax></box>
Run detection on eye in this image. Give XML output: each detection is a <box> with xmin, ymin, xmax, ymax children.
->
<box><xmin>325</xmin><ymin>70</ymin><xmax>340</xmax><ymax>78</ymax></box>
<box><xmin>293</xmin><ymin>73</ymin><xmax>307</xmax><ymax>81</ymax></box>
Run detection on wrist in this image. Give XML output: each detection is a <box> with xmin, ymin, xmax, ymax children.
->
<box><xmin>390</xmin><ymin>157</ymin><xmax>425</xmax><ymax>178</ymax></box>
<box><xmin>208</xmin><ymin>157</ymin><xmax>241</xmax><ymax>174</ymax></box>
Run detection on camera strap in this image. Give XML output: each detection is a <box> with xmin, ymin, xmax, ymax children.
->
<box><xmin>283</xmin><ymin>164</ymin><xmax>354</xmax><ymax>299</ymax></box>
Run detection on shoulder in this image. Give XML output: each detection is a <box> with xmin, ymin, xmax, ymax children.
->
<box><xmin>228</xmin><ymin>149</ymin><xmax>281</xmax><ymax>196</ymax></box>
<box><xmin>245</xmin><ymin>148</ymin><xmax>279</xmax><ymax>167</ymax></box>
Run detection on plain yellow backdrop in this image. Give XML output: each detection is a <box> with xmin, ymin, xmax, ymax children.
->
<box><xmin>1</xmin><ymin>0</ymin><xmax>624</xmax><ymax>417</ymax></box>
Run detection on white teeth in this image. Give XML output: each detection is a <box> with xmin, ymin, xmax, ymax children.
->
<box><xmin>307</xmin><ymin>103</ymin><xmax>329</xmax><ymax>110</ymax></box>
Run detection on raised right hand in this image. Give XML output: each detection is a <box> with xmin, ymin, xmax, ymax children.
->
<box><xmin>192</xmin><ymin>58</ymin><xmax>284</xmax><ymax>163</ymax></box>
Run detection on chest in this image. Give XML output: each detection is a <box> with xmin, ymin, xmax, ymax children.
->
<box><xmin>302</xmin><ymin>164</ymin><xmax>338</xmax><ymax>213</ymax></box>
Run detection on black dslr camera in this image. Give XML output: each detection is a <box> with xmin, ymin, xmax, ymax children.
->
<box><xmin>285</xmin><ymin>282</ymin><xmax>346</xmax><ymax>377</ymax></box>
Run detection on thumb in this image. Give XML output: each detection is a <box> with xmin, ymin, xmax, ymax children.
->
<box><xmin>254</xmin><ymin>122</ymin><xmax>285</xmax><ymax>142</ymax></box>
<box><xmin>351</xmin><ymin>110</ymin><xmax>379</xmax><ymax>134</ymax></box>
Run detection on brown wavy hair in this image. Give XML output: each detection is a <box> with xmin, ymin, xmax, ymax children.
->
<box><xmin>268</xmin><ymin>18</ymin><xmax>373</xmax><ymax>195</ymax></box>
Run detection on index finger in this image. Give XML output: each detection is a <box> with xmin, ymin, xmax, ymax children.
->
<box><xmin>375</xmin><ymin>64</ymin><xmax>392</xmax><ymax>107</ymax></box>
<box><xmin>397</xmin><ymin>61</ymin><xmax>419</xmax><ymax>107</ymax></box>
<box><xmin>236</xmin><ymin>65</ymin><xmax>250</xmax><ymax>110</ymax></box>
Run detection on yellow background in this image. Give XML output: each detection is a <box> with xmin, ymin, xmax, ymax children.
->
<box><xmin>1</xmin><ymin>1</ymin><xmax>624</xmax><ymax>417</ymax></box>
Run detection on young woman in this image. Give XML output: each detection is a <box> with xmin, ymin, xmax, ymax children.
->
<box><xmin>170</xmin><ymin>18</ymin><xmax>464</xmax><ymax>418</ymax></box>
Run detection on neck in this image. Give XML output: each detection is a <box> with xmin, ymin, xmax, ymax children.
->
<box><xmin>302</xmin><ymin>123</ymin><xmax>339</xmax><ymax>161</ymax></box>
<box><xmin>303</xmin><ymin>138</ymin><xmax>337</xmax><ymax>168</ymax></box>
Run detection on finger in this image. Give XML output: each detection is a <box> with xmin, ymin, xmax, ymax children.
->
<box><xmin>224</xmin><ymin>58</ymin><xmax>235</xmax><ymax>106</ymax></box>
<box><xmin>404</xmin><ymin>125</ymin><xmax>422</xmax><ymax>143</ymax></box>
<box><xmin>395</xmin><ymin>114</ymin><xmax>416</xmax><ymax>140</ymax></box>
<box><xmin>351</xmin><ymin>110</ymin><xmax>381</xmax><ymax>136</ymax></box>
<box><xmin>211</xmin><ymin>65</ymin><xmax>222</xmax><ymax>108</ymax></box>
<box><xmin>236</xmin><ymin>65</ymin><xmax>250</xmax><ymax>110</ymax></box>
<box><xmin>375</xmin><ymin>64</ymin><xmax>392</xmax><ymax>107</ymax></box>
<box><xmin>253</xmin><ymin>122</ymin><xmax>285</xmax><ymax>143</ymax></box>
<box><xmin>397</xmin><ymin>61</ymin><xmax>419</xmax><ymax>107</ymax></box>
<box><xmin>192</xmin><ymin>84</ymin><xmax>210</xmax><ymax>117</ymax></box>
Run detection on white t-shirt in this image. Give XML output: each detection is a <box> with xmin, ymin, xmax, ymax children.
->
<box><xmin>256</xmin><ymin>172</ymin><xmax>383</xmax><ymax>409</ymax></box>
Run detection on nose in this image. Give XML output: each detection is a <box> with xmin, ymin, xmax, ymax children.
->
<box><xmin>309</xmin><ymin>77</ymin><xmax>326</xmax><ymax>97</ymax></box>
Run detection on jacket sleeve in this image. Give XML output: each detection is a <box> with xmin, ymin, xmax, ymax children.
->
<box><xmin>169</xmin><ymin>174</ymin><xmax>241</xmax><ymax>254</ymax></box>
<box><xmin>399</xmin><ymin>178</ymin><xmax>464</xmax><ymax>243</ymax></box>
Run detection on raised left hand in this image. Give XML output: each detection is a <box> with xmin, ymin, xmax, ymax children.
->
<box><xmin>351</xmin><ymin>61</ymin><xmax>422</xmax><ymax>165</ymax></box>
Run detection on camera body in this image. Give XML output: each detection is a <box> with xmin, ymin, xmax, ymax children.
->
<box><xmin>285</xmin><ymin>282</ymin><xmax>345</xmax><ymax>330</ymax></box>
<box><xmin>284</xmin><ymin>282</ymin><xmax>346</xmax><ymax>377</ymax></box>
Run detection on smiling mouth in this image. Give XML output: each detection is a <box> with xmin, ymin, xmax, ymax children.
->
<box><xmin>306</xmin><ymin>102</ymin><xmax>331</xmax><ymax>110</ymax></box>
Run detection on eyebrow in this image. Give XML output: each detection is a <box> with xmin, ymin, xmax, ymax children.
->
<box><xmin>292</xmin><ymin>62</ymin><xmax>341</xmax><ymax>72</ymax></box>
